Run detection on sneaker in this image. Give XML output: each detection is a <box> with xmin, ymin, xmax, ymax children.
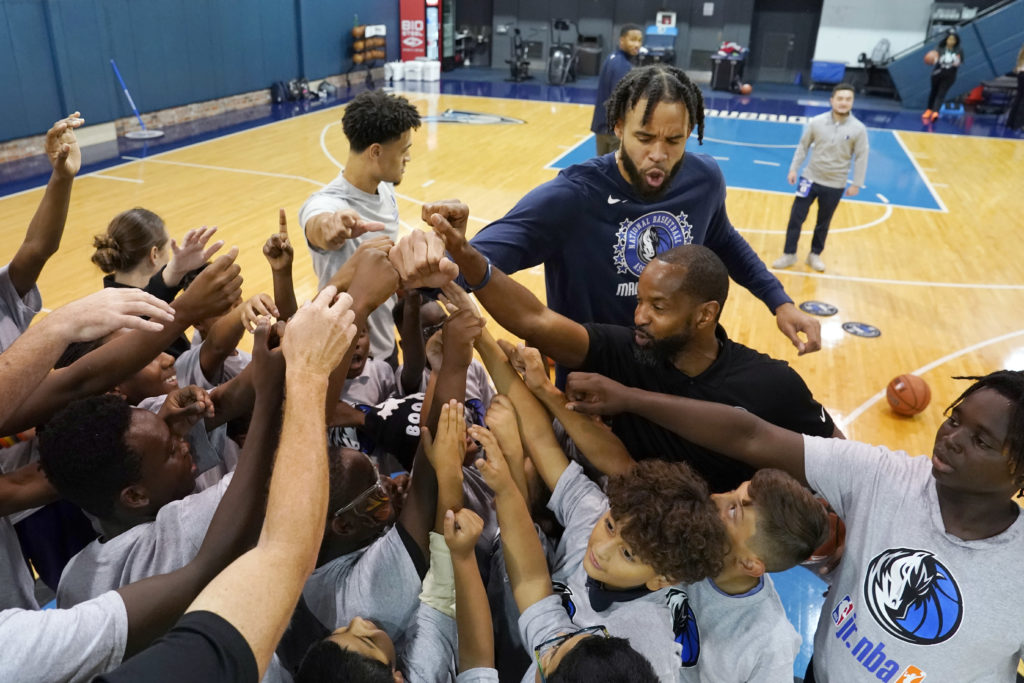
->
<box><xmin>922</xmin><ymin>109</ymin><xmax>933</xmax><ymax>123</ymax></box>
<box><xmin>806</xmin><ymin>252</ymin><xmax>826</xmax><ymax>272</ymax></box>
<box><xmin>930</xmin><ymin>110</ymin><xmax>939</xmax><ymax>121</ymax></box>
<box><xmin>772</xmin><ymin>253</ymin><xmax>797</xmax><ymax>269</ymax></box>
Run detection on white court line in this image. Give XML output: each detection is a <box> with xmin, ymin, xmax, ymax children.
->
<box><xmin>892</xmin><ymin>131</ymin><xmax>948</xmax><ymax>213</ymax></box>
<box><xmin>841</xmin><ymin>329</ymin><xmax>1024</xmax><ymax>428</ymax></box>
<box><xmin>544</xmin><ymin>134</ymin><xmax>594</xmax><ymax>170</ymax></box>
<box><xmin>752</xmin><ymin>159</ymin><xmax>780</xmax><ymax>166</ymax></box>
<box><xmin>729</xmin><ymin>184</ymin><xmax>942</xmax><ymax>213</ymax></box>
<box><xmin>122</xmin><ymin>156</ymin><xmax>322</xmax><ymax>186</ymax></box>
<box><xmin>421</xmin><ymin>179</ymin><xmax>435</xmax><ymax>188</ymax></box>
<box><xmin>713</xmin><ymin>156</ymin><xmax>730</xmax><ymax>161</ymax></box>
<box><xmin>84</xmin><ymin>173</ymin><xmax>144</xmax><ymax>184</ymax></box>
<box><xmin>770</xmin><ymin>268</ymin><xmax>1024</xmax><ymax>290</ymax></box>
<box><xmin>739</xmin><ymin>193</ymin><xmax>892</xmax><ymax>235</ymax></box>
<box><xmin>702</xmin><ymin>136</ymin><xmax>797</xmax><ymax>149</ymax></box>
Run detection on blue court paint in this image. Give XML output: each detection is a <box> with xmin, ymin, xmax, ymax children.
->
<box><xmin>771</xmin><ymin>567</ymin><xmax>828</xmax><ymax>678</ymax></box>
<box><xmin>548</xmin><ymin>117</ymin><xmax>944</xmax><ymax>212</ymax></box>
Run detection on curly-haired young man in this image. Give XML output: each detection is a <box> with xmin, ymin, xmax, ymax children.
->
<box><xmin>300</xmin><ymin>90</ymin><xmax>422</xmax><ymax>363</ymax></box>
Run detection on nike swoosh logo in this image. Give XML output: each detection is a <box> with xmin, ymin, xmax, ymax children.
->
<box><xmin>607</xmin><ymin>195</ymin><xmax>624</xmax><ymax>204</ymax></box>
<box><xmin>820</xmin><ymin>406</ymin><xmax>827</xmax><ymax>422</ymax></box>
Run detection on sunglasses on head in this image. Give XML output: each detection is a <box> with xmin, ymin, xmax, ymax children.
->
<box><xmin>534</xmin><ymin>625</ymin><xmax>609</xmax><ymax>681</ymax></box>
<box><xmin>333</xmin><ymin>462</ymin><xmax>391</xmax><ymax>521</ymax></box>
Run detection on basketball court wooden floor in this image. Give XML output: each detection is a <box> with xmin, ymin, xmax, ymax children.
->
<box><xmin>1</xmin><ymin>90</ymin><xmax>1022</xmax><ymax>675</ymax></box>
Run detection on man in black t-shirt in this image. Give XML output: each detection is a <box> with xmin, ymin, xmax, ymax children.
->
<box><xmin>399</xmin><ymin>224</ymin><xmax>841</xmax><ymax>492</ymax></box>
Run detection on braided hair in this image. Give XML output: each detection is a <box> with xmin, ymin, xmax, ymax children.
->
<box><xmin>605</xmin><ymin>64</ymin><xmax>705</xmax><ymax>144</ymax></box>
<box><xmin>948</xmin><ymin>370</ymin><xmax>1024</xmax><ymax>495</ymax></box>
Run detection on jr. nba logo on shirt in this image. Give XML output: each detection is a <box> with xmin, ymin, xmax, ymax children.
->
<box><xmin>666</xmin><ymin>588</ymin><xmax>700</xmax><ymax>667</ymax></box>
<box><xmin>613</xmin><ymin>210</ymin><xmax>692</xmax><ymax>278</ymax></box>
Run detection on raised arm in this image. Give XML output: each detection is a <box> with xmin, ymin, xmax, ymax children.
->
<box><xmin>0</xmin><ymin>288</ymin><xmax>174</xmax><ymax>427</ymax></box>
<box><xmin>471</xmin><ymin>426</ymin><xmax>553</xmax><ymax>613</ymax></box>
<box><xmin>503</xmin><ymin>341</ymin><xmax>635</xmax><ymax>477</ymax></box>
<box><xmin>116</xmin><ymin>319</ymin><xmax>285</xmax><ymax>655</ymax></box>
<box><xmin>396</xmin><ymin>290</ymin><xmax>427</xmax><ymax>395</ymax></box>
<box><xmin>424</xmin><ymin>210</ymin><xmax>590</xmax><ymax>368</ymax></box>
<box><xmin>0</xmin><ymin>249</ymin><xmax>241</xmax><ymax>435</ymax></box>
<box><xmin>443</xmin><ymin>508</ymin><xmax>493</xmax><ymax>673</ymax></box>
<box><xmin>565</xmin><ymin>372</ymin><xmax>807</xmax><ymax>484</ymax></box>
<box><xmin>161</xmin><ymin>226</ymin><xmax>224</xmax><ymax>289</ymax></box>
<box><xmin>263</xmin><ymin>209</ymin><xmax>297</xmax><ymax>321</ymax></box>
<box><xmin>304</xmin><ymin>209</ymin><xmax>386</xmax><ymax>252</ymax></box>
<box><xmin>184</xmin><ymin>287</ymin><xmax>356</xmax><ymax>677</ymax></box>
<box><xmin>8</xmin><ymin>113</ymin><xmax>83</xmax><ymax>297</ymax></box>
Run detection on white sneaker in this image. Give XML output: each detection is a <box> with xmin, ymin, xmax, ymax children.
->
<box><xmin>772</xmin><ymin>253</ymin><xmax>797</xmax><ymax>269</ymax></box>
<box><xmin>806</xmin><ymin>253</ymin><xmax>826</xmax><ymax>272</ymax></box>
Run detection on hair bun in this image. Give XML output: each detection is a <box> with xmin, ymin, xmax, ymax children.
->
<box><xmin>91</xmin><ymin>234</ymin><xmax>126</xmax><ymax>273</ymax></box>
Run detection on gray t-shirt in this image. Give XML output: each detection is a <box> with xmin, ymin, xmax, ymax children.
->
<box><xmin>56</xmin><ymin>473</ymin><xmax>231</xmax><ymax>607</ymax></box>
<box><xmin>402</xmin><ymin>603</ymin><xmax>458</xmax><ymax>683</ymax></box>
<box><xmin>341</xmin><ymin>357</ymin><xmax>398</xmax><ymax>406</ymax></box>
<box><xmin>0</xmin><ymin>263</ymin><xmax>42</xmax><ymax>477</ymax></box>
<box><xmin>804</xmin><ymin>435</ymin><xmax>1024</xmax><ymax>681</ymax></box>
<box><xmin>0</xmin><ymin>589</ymin><xmax>127</xmax><ymax>682</ymax></box>
<box><xmin>517</xmin><ymin>594</ymin><xmax>581</xmax><ymax>683</ymax></box>
<box><xmin>301</xmin><ymin>525</ymin><xmax>421</xmax><ymax>641</ymax></box>
<box><xmin>676</xmin><ymin>576</ymin><xmax>800</xmax><ymax>682</ymax></box>
<box><xmin>175</xmin><ymin>342</ymin><xmax>251</xmax><ymax>391</ymax></box>
<box><xmin>299</xmin><ymin>171</ymin><xmax>399</xmax><ymax>360</ymax></box>
<box><xmin>397</xmin><ymin>360</ymin><xmax>495</xmax><ymax>427</ymax></box>
<box><xmin>547</xmin><ymin>461</ymin><xmax>680</xmax><ymax>681</ymax></box>
<box><xmin>0</xmin><ymin>264</ymin><xmax>42</xmax><ymax>608</ymax></box>
<box><xmin>0</xmin><ymin>515</ymin><xmax>38</xmax><ymax>610</ymax></box>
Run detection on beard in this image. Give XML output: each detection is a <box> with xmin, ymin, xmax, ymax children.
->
<box><xmin>631</xmin><ymin>327</ymin><xmax>692</xmax><ymax>367</ymax></box>
<box><xmin>620</xmin><ymin>150</ymin><xmax>684</xmax><ymax>199</ymax></box>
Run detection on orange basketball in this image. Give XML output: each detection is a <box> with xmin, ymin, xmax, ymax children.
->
<box><xmin>924</xmin><ymin>50</ymin><xmax>939</xmax><ymax>65</ymax></box>
<box><xmin>739</xmin><ymin>83</ymin><xmax>753</xmax><ymax>95</ymax></box>
<box><xmin>352</xmin><ymin>25</ymin><xmax>366</xmax><ymax>39</ymax></box>
<box><xmin>886</xmin><ymin>374</ymin><xmax>931</xmax><ymax>416</ymax></box>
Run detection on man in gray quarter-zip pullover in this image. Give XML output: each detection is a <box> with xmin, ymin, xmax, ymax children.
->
<box><xmin>773</xmin><ymin>83</ymin><xmax>869</xmax><ymax>273</ymax></box>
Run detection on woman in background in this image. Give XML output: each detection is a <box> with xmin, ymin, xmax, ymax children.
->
<box><xmin>924</xmin><ymin>31</ymin><xmax>964</xmax><ymax>122</ymax></box>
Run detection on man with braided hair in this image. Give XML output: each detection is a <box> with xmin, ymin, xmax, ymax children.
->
<box><xmin>450</xmin><ymin>64</ymin><xmax>820</xmax><ymax>380</ymax></box>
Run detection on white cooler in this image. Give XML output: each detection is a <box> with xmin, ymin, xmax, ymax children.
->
<box><xmin>422</xmin><ymin>60</ymin><xmax>441</xmax><ymax>81</ymax></box>
<box><xmin>385</xmin><ymin>61</ymin><xmax>404</xmax><ymax>81</ymax></box>
<box><xmin>403</xmin><ymin>60</ymin><xmax>423</xmax><ymax>81</ymax></box>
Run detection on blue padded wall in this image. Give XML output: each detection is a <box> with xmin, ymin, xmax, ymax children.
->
<box><xmin>888</xmin><ymin>0</ymin><xmax>1023</xmax><ymax>109</ymax></box>
<box><xmin>1</xmin><ymin>0</ymin><xmax>400</xmax><ymax>143</ymax></box>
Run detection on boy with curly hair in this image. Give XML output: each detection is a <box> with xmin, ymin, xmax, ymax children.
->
<box><xmin>478</xmin><ymin>332</ymin><xmax>828</xmax><ymax>680</ymax></box>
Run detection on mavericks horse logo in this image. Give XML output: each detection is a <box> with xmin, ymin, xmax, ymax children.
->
<box><xmin>613</xmin><ymin>211</ymin><xmax>692</xmax><ymax>277</ymax></box>
<box><xmin>863</xmin><ymin>548</ymin><xmax>963</xmax><ymax>644</ymax></box>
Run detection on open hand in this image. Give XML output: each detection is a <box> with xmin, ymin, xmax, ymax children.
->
<box><xmin>469</xmin><ymin>424</ymin><xmax>513</xmax><ymax>494</ymax></box>
<box><xmin>421</xmin><ymin>399</ymin><xmax>466</xmax><ymax>473</ymax></box>
<box><xmin>168</xmin><ymin>226</ymin><xmax>225</xmax><ymax>281</ymax></box>
<box><xmin>281</xmin><ymin>287</ymin><xmax>357</xmax><ymax>376</ymax></box>
<box><xmin>48</xmin><ymin>288</ymin><xmax>175</xmax><ymax>342</ymax></box>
